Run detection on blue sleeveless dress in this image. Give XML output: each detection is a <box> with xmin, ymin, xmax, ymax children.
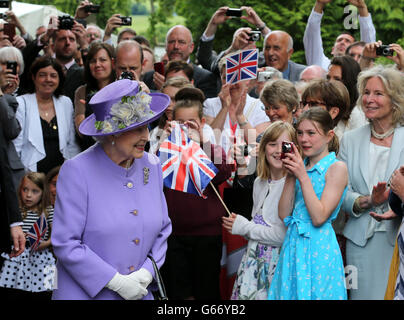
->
<box><xmin>268</xmin><ymin>152</ymin><xmax>347</xmax><ymax>300</ymax></box>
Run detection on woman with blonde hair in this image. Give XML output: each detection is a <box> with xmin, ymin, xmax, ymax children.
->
<box><xmin>339</xmin><ymin>64</ymin><xmax>404</xmax><ymax>299</ymax></box>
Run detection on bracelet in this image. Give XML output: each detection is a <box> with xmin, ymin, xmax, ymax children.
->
<box><xmin>239</xmin><ymin>120</ymin><xmax>248</xmax><ymax>127</ymax></box>
<box><xmin>257</xmin><ymin>23</ymin><xmax>266</xmax><ymax>31</ymax></box>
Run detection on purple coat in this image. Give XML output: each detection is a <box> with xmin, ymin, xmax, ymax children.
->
<box><xmin>51</xmin><ymin>143</ymin><xmax>171</xmax><ymax>300</ymax></box>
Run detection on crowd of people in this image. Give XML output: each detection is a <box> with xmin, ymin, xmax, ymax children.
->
<box><xmin>0</xmin><ymin>0</ymin><xmax>403</xmax><ymax>301</ymax></box>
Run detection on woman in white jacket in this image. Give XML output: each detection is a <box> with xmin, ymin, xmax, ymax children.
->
<box><xmin>222</xmin><ymin>121</ymin><xmax>297</xmax><ymax>300</ymax></box>
<box><xmin>13</xmin><ymin>56</ymin><xmax>80</xmax><ymax>174</ymax></box>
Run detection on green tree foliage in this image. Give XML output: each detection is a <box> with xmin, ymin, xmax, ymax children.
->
<box><xmin>154</xmin><ymin>0</ymin><xmax>404</xmax><ymax>65</ymax></box>
<box><xmin>18</xmin><ymin>0</ymin><xmax>132</xmax><ymax>29</ymax></box>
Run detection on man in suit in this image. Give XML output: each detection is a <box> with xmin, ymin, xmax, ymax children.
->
<box><xmin>0</xmin><ymin>91</ymin><xmax>24</xmax><ymax>190</ymax></box>
<box><xmin>20</xmin><ymin>17</ymin><xmax>86</xmax><ymax>103</ymax></box>
<box><xmin>142</xmin><ymin>25</ymin><xmax>218</xmax><ymax>98</ymax></box>
<box><xmin>51</xmin><ymin>24</ymin><xmax>87</xmax><ymax>103</ymax></box>
<box><xmin>0</xmin><ymin>99</ymin><xmax>25</xmax><ymax>262</ymax></box>
<box><xmin>263</xmin><ymin>31</ymin><xmax>306</xmax><ymax>83</ymax></box>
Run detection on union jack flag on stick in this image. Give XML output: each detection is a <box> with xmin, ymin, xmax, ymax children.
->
<box><xmin>26</xmin><ymin>213</ymin><xmax>47</xmax><ymax>252</ymax></box>
<box><xmin>226</xmin><ymin>49</ymin><xmax>258</xmax><ymax>84</ymax></box>
<box><xmin>158</xmin><ymin>122</ymin><xmax>219</xmax><ymax>198</ymax></box>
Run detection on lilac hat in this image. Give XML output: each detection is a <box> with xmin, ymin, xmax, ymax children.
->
<box><xmin>79</xmin><ymin>79</ymin><xmax>170</xmax><ymax>136</ymax></box>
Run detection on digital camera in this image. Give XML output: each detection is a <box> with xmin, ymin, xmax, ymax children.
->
<box><xmin>248</xmin><ymin>31</ymin><xmax>261</xmax><ymax>42</ymax></box>
<box><xmin>84</xmin><ymin>5</ymin><xmax>100</xmax><ymax>13</ymax></box>
<box><xmin>280</xmin><ymin>141</ymin><xmax>293</xmax><ymax>159</ymax></box>
<box><xmin>257</xmin><ymin>71</ymin><xmax>274</xmax><ymax>82</ymax></box>
<box><xmin>119</xmin><ymin>71</ymin><xmax>134</xmax><ymax>80</ymax></box>
<box><xmin>376</xmin><ymin>45</ymin><xmax>393</xmax><ymax>57</ymax></box>
<box><xmin>59</xmin><ymin>16</ymin><xmax>75</xmax><ymax>30</ymax></box>
<box><xmin>119</xmin><ymin>16</ymin><xmax>132</xmax><ymax>26</ymax></box>
<box><xmin>0</xmin><ymin>1</ymin><xmax>9</xmax><ymax>9</ymax></box>
<box><xmin>226</xmin><ymin>8</ymin><xmax>242</xmax><ymax>17</ymax></box>
<box><xmin>239</xmin><ymin>145</ymin><xmax>249</xmax><ymax>157</ymax></box>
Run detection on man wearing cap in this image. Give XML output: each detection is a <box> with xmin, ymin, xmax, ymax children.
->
<box><xmin>51</xmin><ymin>80</ymin><xmax>172</xmax><ymax>300</ymax></box>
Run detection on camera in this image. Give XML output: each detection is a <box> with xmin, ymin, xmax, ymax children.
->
<box><xmin>84</xmin><ymin>5</ymin><xmax>100</xmax><ymax>13</ymax></box>
<box><xmin>258</xmin><ymin>71</ymin><xmax>275</xmax><ymax>82</ymax></box>
<box><xmin>58</xmin><ymin>16</ymin><xmax>75</xmax><ymax>30</ymax></box>
<box><xmin>6</xmin><ymin>61</ymin><xmax>17</xmax><ymax>75</ymax></box>
<box><xmin>248</xmin><ymin>30</ymin><xmax>261</xmax><ymax>42</ymax></box>
<box><xmin>281</xmin><ymin>141</ymin><xmax>293</xmax><ymax>159</ymax></box>
<box><xmin>226</xmin><ymin>8</ymin><xmax>242</xmax><ymax>17</ymax></box>
<box><xmin>0</xmin><ymin>1</ymin><xmax>9</xmax><ymax>9</ymax></box>
<box><xmin>239</xmin><ymin>145</ymin><xmax>249</xmax><ymax>157</ymax></box>
<box><xmin>119</xmin><ymin>16</ymin><xmax>132</xmax><ymax>26</ymax></box>
<box><xmin>119</xmin><ymin>71</ymin><xmax>134</xmax><ymax>80</ymax></box>
<box><xmin>376</xmin><ymin>45</ymin><xmax>394</xmax><ymax>57</ymax></box>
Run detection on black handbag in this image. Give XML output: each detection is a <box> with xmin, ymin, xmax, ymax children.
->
<box><xmin>147</xmin><ymin>255</ymin><xmax>168</xmax><ymax>300</ymax></box>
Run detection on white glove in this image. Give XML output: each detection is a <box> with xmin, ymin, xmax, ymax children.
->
<box><xmin>106</xmin><ymin>268</ymin><xmax>153</xmax><ymax>300</ymax></box>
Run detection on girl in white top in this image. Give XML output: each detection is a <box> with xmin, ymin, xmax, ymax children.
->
<box><xmin>222</xmin><ymin>121</ymin><xmax>297</xmax><ymax>300</ymax></box>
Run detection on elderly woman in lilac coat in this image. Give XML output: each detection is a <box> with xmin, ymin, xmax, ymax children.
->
<box><xmin>51</xmin><ymin>80</ymin><xmax>172</xmax><ymax>300</ymax></box>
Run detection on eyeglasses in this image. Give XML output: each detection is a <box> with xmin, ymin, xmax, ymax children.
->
<box><xmin>299</xmin><ymin>100</ymin><xmax>327</xmax><ymax>108</ymax></box>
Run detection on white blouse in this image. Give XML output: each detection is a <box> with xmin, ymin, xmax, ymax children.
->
<box><xmin>366</xmin><ymin>142</ymin><xmax>390</xmax><ymax>237</ymax></box>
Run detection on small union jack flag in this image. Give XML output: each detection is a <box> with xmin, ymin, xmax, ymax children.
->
<box><xmin>26</xmin><ymin>213</ymin><xmax>47</xmax><ymax>252</ymax></box>
<box><xmin>226</xmin><ymin>49</ymin><xmax>258</xmax><ymax>84</ymax></box>
<box><xmin>157</xmin><ymin>123</ymin><xmax>218</xmax><ymax>197</ymax></box>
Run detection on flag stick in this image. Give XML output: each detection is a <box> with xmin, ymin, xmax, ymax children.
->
<box><xmin>209</xmin><ymin>181</ymin><xmax>231</xmax><ymax>217</ymax></box>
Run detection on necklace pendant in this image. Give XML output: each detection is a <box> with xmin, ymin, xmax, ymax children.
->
<box><xmin>52</xmin><ymin>124</ymin><xmax>57</xmax><ymax>130</ymax></box>
<box><xmin>143</xmin><ymin>167</ymin><xmax>150</xmax><ymax>185</ymax></box>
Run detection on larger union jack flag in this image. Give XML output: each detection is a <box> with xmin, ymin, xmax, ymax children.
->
<box><xmin>226</xmin><ymin>49</ymin><xmax>258</xmax><ymax>84</ymax></box>
<box><xmin>157</xmin><ymin>123</ymin><xmax>218</xmax><ymax>197</ymax></box>
<box><xmin>26</xmin><ymin>213</ymin><xmax>48</xmax><ymax>252</ymax></box>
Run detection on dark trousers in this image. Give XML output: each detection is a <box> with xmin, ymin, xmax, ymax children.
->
<box><xmin>161</xmin><ymin>235</ymin><xmax>222</xmax><ymax>300</ymax></box>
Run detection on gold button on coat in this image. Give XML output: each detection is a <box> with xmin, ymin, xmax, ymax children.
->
<box><xmin>133</xmin><ymin>238</ymin><xmax>140</xmax><ymax>245</ymax></box>
<box><xmin>126</xmin><ymin>182</ymin><xmax>133</xmax><ymax>188</ymax></box>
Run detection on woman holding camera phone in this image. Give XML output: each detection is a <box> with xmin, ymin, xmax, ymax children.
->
<box><xmin>74</xmin><ymin>42</ymin><xmax>116</xmax><ymax>151</ymax></box>
<box><xmin>0</xmin><ymin>46</ymin><xmax>24</xmax><ymax>95</ymax></box>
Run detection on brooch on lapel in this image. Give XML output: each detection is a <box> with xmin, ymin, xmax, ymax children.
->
<box><xmin>143</xmin><ymin>167</ymin><xmax>150</xmax><ymax>185</ymax></box>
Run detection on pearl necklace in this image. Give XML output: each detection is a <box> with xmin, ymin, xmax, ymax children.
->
<box><xmin>370</xmin><ymin>125</ymin><xmax>394</xmax><ymax>140</ymax></box>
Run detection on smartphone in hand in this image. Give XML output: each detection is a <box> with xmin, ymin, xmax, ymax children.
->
<box><xmin>3</xmin><ymin>23</ymin><xmax>15</xmax><ymax>41</ymax></box>
<box><xmin>6</xmin><ymin>61</ymin><xmax>17</xmax><ymax>75</ymax></box>
<box><xmin>154</xmin><ymin>62</ymin><xmax>165</xmax><ymax>75</ymax></box>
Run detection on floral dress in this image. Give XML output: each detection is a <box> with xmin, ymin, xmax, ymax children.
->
<box><xmin>0</xmin><ymin>208</ymin><xmax>56</xmax><ymax>292</ymax></box>
<box><xmin>268</xmin><ymin>152</ymin><xmax>348</xmax><ymax>300</ymax></box>
<box><xmin>231</xmin><ymin>177</ymin><xmax>286</xmax><ymax>300</ymax></box>
<box><xmin>231</xmin><ymin>213</ymin><xmax>280</xmax><ymax>300</ymax></box>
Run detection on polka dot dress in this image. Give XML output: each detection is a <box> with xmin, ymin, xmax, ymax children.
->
<box><xmin>0</xmin><ymin>209</ymin><xmax>56</xmax><ymax>292</ymax></box>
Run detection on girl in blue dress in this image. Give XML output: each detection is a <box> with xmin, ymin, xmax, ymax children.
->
<box><xmin>268</xmin><ymin>107</ymin><xmax>348</xmax><ymax>300</ymax></box>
